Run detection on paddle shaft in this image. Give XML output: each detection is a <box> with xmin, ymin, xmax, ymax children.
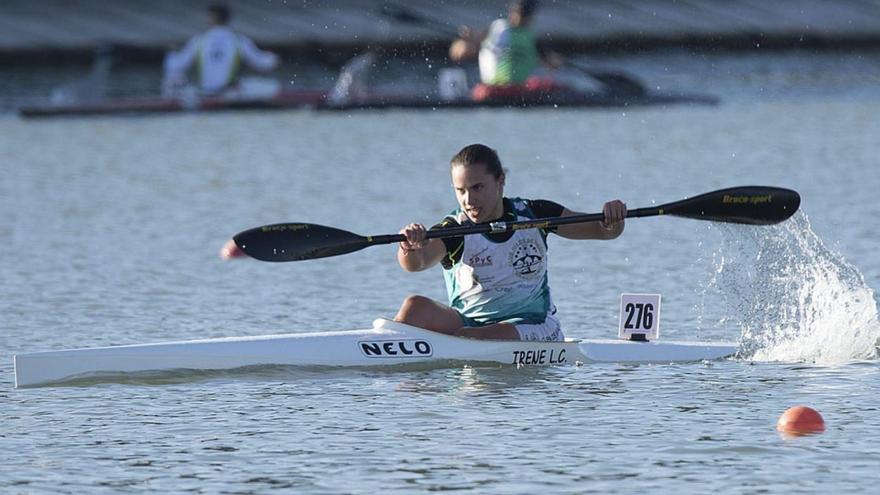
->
<box><xmin>381</xmin><ymin>4</ymin><xmax>458</xmax><ymax>37</ymax></box>
<box><xmin>365</xmin><ymin>207</ymin><xmax>665</xmax><ymax>247</ymax></box>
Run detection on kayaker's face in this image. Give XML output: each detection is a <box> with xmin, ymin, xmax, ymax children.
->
<box><xmin>508</xmin><ymin>9</ymin><xmax>532</xmax><ymax>27</ymax></box>
<box><xmin>452</xmin><ymin>163</ymin><xmax>505</xmax><ymax>223</ymax></box>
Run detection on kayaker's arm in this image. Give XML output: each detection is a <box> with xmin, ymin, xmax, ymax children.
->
<box><xmin>537</xmin><ymin>45</ymin><xmax>565</xmax><ymax>70</ymax></box>
<box><xmin>554</xmin><ymin>201</ymin><xmax>626</xmax><ymax>240</ymax></box>
<box><xmin>164</xmin><ymin>36</ymin><xmax>199</xmax><ymax>76</ymax></box>
<box><xmin>398</xmin><ymin>223</ymin><xmax>447</xmax><ymax>272</ymax></box>
<box><xmin>449</xmin><ymin>26</ymin><xmax>486</xmax><ymax>63</ymax></box>
<box><xmin>238</xmin><ymin>36</ymin><xmax>280</xmax><ymax>71</ymax></box>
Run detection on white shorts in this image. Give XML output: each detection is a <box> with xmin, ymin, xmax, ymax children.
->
<box><xmin>514</xmin><ymin>313</ymin><xmax>564</xmax><ymax>342</ymax></box>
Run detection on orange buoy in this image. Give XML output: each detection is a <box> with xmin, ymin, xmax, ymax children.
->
<box><xmin>777</xmin><ymin>406</ymin><xmax>825</xmax><ymax>435</ymax></box>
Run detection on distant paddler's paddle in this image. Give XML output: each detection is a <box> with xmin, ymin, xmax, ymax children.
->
<box><xmin>232</xmin><ymin>186</ymin><xmax>800</xmax><ymax>262</ymax></box>
<box><xmin>378</xmin><ymin>2</ymin><xmax>647</xmax><ymax>96</ymax></box>
<box><xmin>564</xmin><ymin>61</ymin><xmax>646</xmax><ymax>97</ymax></box>
<box><xmin>380</xmin><ymin>3</ymin><xmax>460</xmax><ymax>38</ymax></box>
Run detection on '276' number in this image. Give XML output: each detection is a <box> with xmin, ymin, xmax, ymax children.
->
<box><xmin>624</xmin><ymin>303</ymin><xmax>654</xmax><ymax>330</ymax></box>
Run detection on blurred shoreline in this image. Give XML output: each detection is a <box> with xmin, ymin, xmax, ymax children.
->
<box><xmin>2</xmin><ymin>0</ymin><xmax>879</xmax><ymax>66</ymax></box>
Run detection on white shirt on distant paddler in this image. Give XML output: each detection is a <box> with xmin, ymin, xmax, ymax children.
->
<box><xmin>165</xmin><ymin>26</ymin><xmax>278</xmax><ymax>93</ymax></box>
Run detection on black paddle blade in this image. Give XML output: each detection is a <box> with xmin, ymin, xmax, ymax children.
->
<box><xmin>233</xmin><ymin>223</ymin><xmax>370</xmax><ymax>262</ymax></box>
<box><xmin>662</xmin><ymin>186</ymin><xmax>800</xmax><ymax>225</ymax></box>
<box><xmin>379</xmin><ymin>3</ymin><xmax>456</xmax><ymax>37</ymax></box>
<box><xmin>381</xmin><ymin>3</ymin><xmax>422</xmax><ymax>23</ymax></box>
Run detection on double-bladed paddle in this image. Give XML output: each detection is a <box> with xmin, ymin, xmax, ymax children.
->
<box><xmin>233</xmin><ymin>186</ymin><xmax>801</xmax><ymax>263</ymax></box>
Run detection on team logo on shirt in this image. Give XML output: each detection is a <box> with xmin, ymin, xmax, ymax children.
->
<box><xmin>508</xmin><ymin>238</ymin><xmax>544</xmax><ymax>279</ymax></box>
<box><xmin>467</xmin><ymin>247</ymin><xmax>494</xmax><ymax>267</ymax></box>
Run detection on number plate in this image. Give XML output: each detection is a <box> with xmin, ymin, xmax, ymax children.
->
<box><xmin>618</xmin><ymin>293</ymin><xmax>661</xmax><ymax>341</ymax></box>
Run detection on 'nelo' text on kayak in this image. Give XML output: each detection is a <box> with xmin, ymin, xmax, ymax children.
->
<box><xmin>360</xmin><ymin>340</ymin><xmax>433</xmax><ymax>357</ymax></box>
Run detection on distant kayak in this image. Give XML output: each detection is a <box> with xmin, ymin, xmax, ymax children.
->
<box><xmin>17</xmin><ymin>83</ymin><xmax>718</xmax><ymax>118</ymax></box>
<box><xmin>17</xmin><ymin>89</ymin><xmax>329</xmax><ymax>118</ymax></box>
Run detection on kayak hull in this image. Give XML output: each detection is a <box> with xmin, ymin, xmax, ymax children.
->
<box><xmin>13</xmin><ymin>319</ymin><xmax>737</xmax><ymax>388</ymax></box>
<box><xmin>17</xmin><ymin>90</ymin><xmax>718</xmax><ymax>118</ymax></box>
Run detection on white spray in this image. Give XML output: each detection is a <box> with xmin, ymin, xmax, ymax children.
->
<box><xmin>704</xmin><ymin>212</ymin><xmax>879</xmax><ymax>363</ymax></box>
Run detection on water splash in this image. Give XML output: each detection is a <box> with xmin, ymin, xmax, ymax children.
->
<box><xmin>705</xmin><ymin>212</ymin><xmax>879</xmax><ymax>363</ymax></box>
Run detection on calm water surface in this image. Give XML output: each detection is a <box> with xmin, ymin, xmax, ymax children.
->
<box><xmin>2</xmin><ymin>52</ymin><xmax>879</xmax><ymax>493</ymax></box>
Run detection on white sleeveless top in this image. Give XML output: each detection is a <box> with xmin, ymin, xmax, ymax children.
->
<box><xmin>165</xmin><ymin>27</ymin><xmax>278</xmax><ymax>93</ymax></box>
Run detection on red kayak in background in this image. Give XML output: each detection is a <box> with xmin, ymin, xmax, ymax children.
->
<box><xmin>18</xmin><ymin>79</ymin><xmax>718</xmax><ymax>118</ymax></box>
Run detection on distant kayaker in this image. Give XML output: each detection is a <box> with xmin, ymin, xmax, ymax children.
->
<box><xmin>395</xmin><ymin>144</ymin><xmax>626</xmax><ymax>341</ymax></box>
<box><xmin>448</xmin><ymin>0</ymin><xmax>564</xmax><ymax>87</ymax></box>
<box><xmin>163</xmin><ymin>3</ymin><xmax>280</xmax><ymax>95</ymax></box>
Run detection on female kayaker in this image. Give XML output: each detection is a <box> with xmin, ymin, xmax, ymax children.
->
<box><xmin>449</xmin><ymin>0</ymin><xmax>563</xmax><ymax>86</ymax></box>
<box><xmin>395</xmin><ymin>143</ymin><xmax>626</xmax><ymax>341</ymax></box>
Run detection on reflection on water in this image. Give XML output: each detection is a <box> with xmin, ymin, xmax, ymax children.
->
<box><xmin>26</xmin><ymin>362</ymin><xmax>564</xmax><ymax>390</ymax></box>
<box><xmin>396</xmin><ymin>365</ymin><xmax>568</xmax><ymax>397</ymax></box>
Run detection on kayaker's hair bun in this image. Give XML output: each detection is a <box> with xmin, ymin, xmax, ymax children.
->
<box><xmin>451</xmin><ymin>144</ymin><xmax>504</xmax><ymax>179</ymax></box>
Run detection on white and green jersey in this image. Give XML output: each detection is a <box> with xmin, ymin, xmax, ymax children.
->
<box><xmin>165</xmin><ymin>26</ymin><xmax>278</xmax><ymax>93</ymax></box>
<box><xmin>438</xmin><ymin>197</ymin><xmax>560</xmax><ymax>325</ymax></box>
<box><xmin>478</xmin><ymin>19</ymin><xmax>540</xmax><ymax>85</ymax></box>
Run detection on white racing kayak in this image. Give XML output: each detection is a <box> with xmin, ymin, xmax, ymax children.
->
<box><xmin>13</xmin><ymin>319</ymin><xmax>737</xmax><ymax>388</ymax></box>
